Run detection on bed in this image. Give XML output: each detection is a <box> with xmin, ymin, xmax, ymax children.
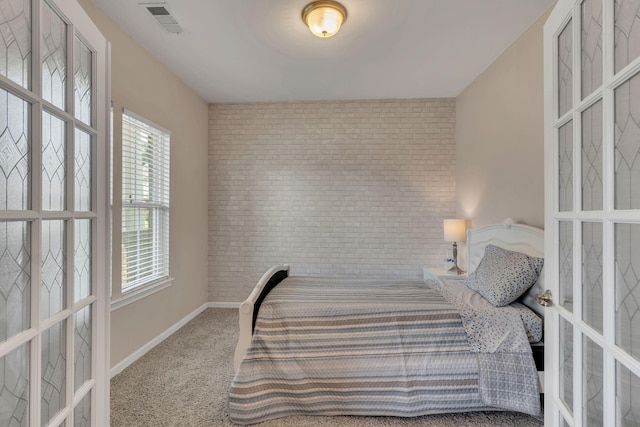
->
<box><xmin>229</xmin><ymin>222</ymin><xmax>546</xmax><ymax>425</ymax></box>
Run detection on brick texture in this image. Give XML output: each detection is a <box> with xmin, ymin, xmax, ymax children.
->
<box><xmin>208</xmin><ymin>99</ymin><xmax>456</xmax><ymax>302</ymax></box>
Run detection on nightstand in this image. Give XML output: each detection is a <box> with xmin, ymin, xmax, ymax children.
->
<box><xmin>423</xmin><ymin>267</ymin><xmax>467</xmax><ymax>281</ymax></box>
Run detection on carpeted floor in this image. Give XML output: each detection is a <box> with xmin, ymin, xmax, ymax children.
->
<box><xmin>110</xmin><ymin>308</ymin><xmax>544</xmax><ymax>427</ymax></box>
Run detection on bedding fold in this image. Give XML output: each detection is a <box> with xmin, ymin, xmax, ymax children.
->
<box><xmin>437</xmin><ymin>278</ymin><xmax>541</xmax><ymax>415</ymax></box>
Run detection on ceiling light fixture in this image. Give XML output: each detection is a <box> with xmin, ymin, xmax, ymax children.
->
<box><xmin>302</xmin><ymin>1</ymin><xmax>347</xmax><ymax>38</ymax></box>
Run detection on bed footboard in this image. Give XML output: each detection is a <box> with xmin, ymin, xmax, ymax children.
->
<box><xmin>233</xmin><ymin>264</ymin><xmax>290</xmax><ymax>372</ymax></box>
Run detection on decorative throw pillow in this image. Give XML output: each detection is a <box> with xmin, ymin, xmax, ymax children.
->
<box><xmin>463</xmin><ymin>244</ymin><xmax>544</xmax><ymax>307</ymax></box>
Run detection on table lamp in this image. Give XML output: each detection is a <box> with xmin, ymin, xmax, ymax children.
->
<box><xmin>443</xmin><ymin>219</ymin><xmax>466</xmax><ymax>275</ymax></box>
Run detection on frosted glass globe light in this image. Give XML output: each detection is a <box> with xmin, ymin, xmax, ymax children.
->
<box><xmin>302</xmin><ymin>1</ymin><xmax>347</xmax><ymax>38</ymax></box>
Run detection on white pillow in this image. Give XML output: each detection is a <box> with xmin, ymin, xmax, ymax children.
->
<box><xmin>463</xmin><ymin>244</ymin><xmax>544</xmax><ymax>307</ymax></box>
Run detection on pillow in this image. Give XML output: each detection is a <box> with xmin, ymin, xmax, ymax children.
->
<box><xmin>463</xmin><ymin>244</ymin><xmax>544</xmax><ymax>307</ymax></box>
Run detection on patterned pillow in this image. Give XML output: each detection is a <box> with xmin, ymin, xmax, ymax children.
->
<box><xmin>463</xmin><ymin>244</ymin><xmax>544</xmax><ymax>307</ymax></box>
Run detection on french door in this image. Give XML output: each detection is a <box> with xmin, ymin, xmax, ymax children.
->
<box><xmin>544</xmin><ymin>0</ymin><xmax>640</xmax><ymax>425</ymax></box>
<box><xmin>0</xmin><ymin>0</ymin><xmax>109</xmax><ymax>426</ymax></box>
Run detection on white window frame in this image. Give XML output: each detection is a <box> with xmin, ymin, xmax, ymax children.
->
<box><xmin>114</xmin><ymin>109</ymin><xmax>171</xmax><ymax>308</ymax></box>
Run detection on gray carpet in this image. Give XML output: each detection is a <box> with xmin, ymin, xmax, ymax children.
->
<box><xmin>111</xmin><ymin>308</ymin><xmax>544</xmax><ymax>426</ymax></box>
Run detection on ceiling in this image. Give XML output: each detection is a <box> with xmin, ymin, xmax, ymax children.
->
<box><xmin>90</xmin><ymin>0</ymin><xmax>555</xmax><ymax>104</ymax></box>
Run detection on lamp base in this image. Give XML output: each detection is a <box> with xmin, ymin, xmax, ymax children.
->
<box><xmin>447</xmin><ymin>265</ymin><xmax>465</xmax><ymax>275</ymax></box>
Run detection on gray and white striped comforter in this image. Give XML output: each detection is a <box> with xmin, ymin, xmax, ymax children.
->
<box><xmin>228</xmin><ymin>277</ymin><xmax>540</xmax><ymax>425</ymax></box>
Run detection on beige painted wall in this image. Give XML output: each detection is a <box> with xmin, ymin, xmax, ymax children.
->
<box><xmin>456</xmin><ymin>9</ymin><xmax>551</xmax><ymax>229</ymax></box>
<box><xmin>78</xmin><ymin>0</ymin><xmax>209</xmax><ymax>368</ymax></box>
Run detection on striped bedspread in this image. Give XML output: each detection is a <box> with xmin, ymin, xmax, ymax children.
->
<box><xmin>228</xmin><ymin>277</ymin><xmax>539</xmax><ymax>425</ymax></box>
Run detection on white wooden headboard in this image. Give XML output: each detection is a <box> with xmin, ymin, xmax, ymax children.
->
<box><xmin>466</xmin><ymin>222</ymin><xmax>545</xmax><ymax>316</ymax></box>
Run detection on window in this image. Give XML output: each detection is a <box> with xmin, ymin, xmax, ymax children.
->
<box><xmin>121</xmin><ymin>110</ymin><xmax>170</xmax><ymax>292</ymax></box>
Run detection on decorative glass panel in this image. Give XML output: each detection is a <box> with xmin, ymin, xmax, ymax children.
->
<box><xmin>582</xmin><ymin>0</ymin><xmax>603</xmax><ymax>98</ymax></box>
<box><xmin>614</xmin><ymin>0</ymin><xmax>640</xmax><ymax>73</ymax></box>
<box><xmin>74</xmin><ymin>219</ymin><xmax>90</xmax><ymax>302</ymax></box>
<box><xmin>0</xmin><ymin>221</ymin><xmax>30</xmax><ymax>344</ymax></box>
<box><xmin>41</xmin><ymin>1</ymin><xmax>66</xmax><ymax>110</ymax></box>
<box><xmin>0</xmin><ymin>88</ymin><xmax>30</xmax><ymax>210</ymax></box>
<box><xmin>560</xmin><ymin>221</ymin><xmax>574</xmax><ymax>311</ymax></box>
<box><xmin>74</xmin><ymin>304</ymin><xmax>91</xmax><ymax>391</ymax></box>
<box><xmin>582</xmin><ymin>100</ymin><xmax>603</xmax><ymax>211</ymax></box>
<box><xmin>614</xmin><ymin>72</ymin><xmax>640</xmax><ymax>210</ymax></box>
<box><xmin>41</xmin><ymin>320</ymin><xmax>66</xmax><ymax>426</ymax></box>
<box><xmin>74</xmin><ymin>129</ymin><xmax>90</xmax><ymax>212</ymax></box>
<box><xmin>559</xmin><ymin>18</ymin><xmax>573</xmax><ymax>117</ymax></box>
<box><xmin>42</xmin><ymin>111</ymin><xmax>65</xmax><ymax>211</ymax></box>
<box><xmin>560</xmin><ymin>316</ymin><xmax>574</xmax><ymax>413</ymax></box>
<box><xmin>582</xmin><ymin>222</ymin><xmax>603</xmax><ymax>333</ymax></box>
<box><xmin>74</xmin><ymin>36</ymin><xmax>91</xmax><ymax>125</ymax></box>
<box><xmin>0</xmin><ymin>0</ymin><xmax>31</xmax><ymax>88</ymax></box>
<box><xmin>583</xmin><ymin>335</ymin><xmax>604</xmax><ymax>426</ymax></box>
<box><xmin>41</xmin><ymin>220</ymin><xmax>65</xmax><ymax>320</ymax></box>
<box><xmin>0</xmin><ymin>343</ymin><xmax>29</xmax><ymax>426</ymax></box>
<box><xmin>616</xmin><ymin>362</ymin><xmax>640</xmax><ymax>426</ymax></box>
<box><xmin>73</xmin><ymin>391</ymin><xmax>90</xmax><ymax>427</ymax></box>
<box><xmin>559</xmin><ymin>121</ymin><xmax>574</xmax><ymax>212</ymax></box>
<box><xmin>615</xmin><ymin>223</ymin><xmax>640</xmax><ymax>361</ymax></box>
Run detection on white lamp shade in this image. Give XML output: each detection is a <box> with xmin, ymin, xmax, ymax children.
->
<box><xmin>443</xmin><ymin>219</ymin><xmax>466</xmax><ymax>242</ymax></box>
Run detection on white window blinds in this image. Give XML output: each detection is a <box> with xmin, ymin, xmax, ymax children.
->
<box><xmin>121</xmin><ymin>110</ymin><xmax>170</xmax><ymax>292</ymax></box>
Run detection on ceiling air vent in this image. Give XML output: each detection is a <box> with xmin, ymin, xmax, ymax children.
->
<box><xmin>140</xmin><ymin>3</ymin><xmax>184</xmax><ymax>34</ymax></box>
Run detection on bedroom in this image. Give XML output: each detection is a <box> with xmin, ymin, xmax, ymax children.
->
<box><xmin>0</xmin><ymin>0</ymin><xmax>638</xmax><ymax>426</ymax></box>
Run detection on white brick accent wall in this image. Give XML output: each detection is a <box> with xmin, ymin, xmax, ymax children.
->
<box><xmin>208</xmin><ymin>99</ymin><xmax>456</xmax><ymax>302</ymax></box>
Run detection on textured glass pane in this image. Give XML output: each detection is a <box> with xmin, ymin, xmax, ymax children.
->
<box><xmin>74</xmin><ymin>219</ymin><xmax>90</xmax><ymax>302</ymax></box>
<box><xmin>560</xmin><ymin>316</ymin><xmax>574</xmax><ymax>413</ymax></box>
<box><xmin>74</xmin><ymin>37</ymin><xmax>91</xmax><ymax>125</ymax></box>
<box><xmin>582</xmin><ymin>0</ymin><xmax>603</xmax><ymax>98</ymax></box>
<box><xmin>617</xmin><ymin>362</ymin><xmax>640</xmax><ymax>426</ymax></box>
<box><xmin>74</xmin><ymin>305</ymin><xmax>91</xmax><ymax>391</ymax></box>
<box><xmin>41</xmin><ymin>320</ymin><xmax>66</xmax><ymax>426</ymax></box>
<box><xmin>583</xmin><ymin>222</ymin><xmax>603</xmax><ymax>333</ymax></box>
<box><xmin>0</xmin><ymin>0</ymin><xmax>31</xmax><ymax>89</ymax></box>
<box><xmin>74</xmin><ymin>129</ymin><xmax>90</xmax><ymax>212</ymax></box>
<box><xmin>559</xmin><ymin>18</ymin><xmax>573</xmax><ymax>117</ymax></box>
<box><xmin>582</xmin><ymin>100</ymin><xmax>603</xmax><ymax>211</ymax></box>
<box><xmin>42</xmin><ymin>111</ymin><xmax>65</xmax><ymax>211</ymax></box>
<box><xmin>614</xmin><ymin>72</ymin><xmax>640</xmax><ymax>210</ymax></box>
<box><xmin>615</xmin><ymin>223</ymin><xmax>640</xmax><ymax>362</ymax></box>
<box><xmin>560</xmin><ymin>221</ymin><xmax>574</xmax><ymax>311</ymax></box>
<box><xmin>0</xmin><ymin>343</ymin><xmax>29</xmax><ymax>426</ymax></box>
<box><xmin>583</xmin><ymin>336</ymin><xmax>604</xmax><ymax>426</ymax></box>
<box><xmin>0</xmin><ymin>88</ymin><xmax>30</xmax><ymax>210</ymax></box>
<box><xmin>73</xmin><ymin>391</ymin><xmax>90</xmax><ymax>427</ymax></box>
<box><xmin>559</xmin><ymin>121</ymin><xmax>574</xmax><ymax>212</ymax></box>
<box><xmin>41</xmin><ymin>220</ymin><xmax>65</xmax><ymax>320</ymax></box>
<box><xmin>0</xmin><ymin>221</ymin><xmax>30</xmax><ymax>344</ymax></box>
<box><xmin>614</xmin><ymin>0</ymin><xmax>640</xmax><ymax>73</ymax></box>
<box><xmin>41</xmin><ymin>1</ymin><xmax>66</xmax><ymax>110</ymax></box>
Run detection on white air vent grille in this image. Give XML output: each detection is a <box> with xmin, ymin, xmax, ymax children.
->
<box><xmin>140</xmin><ymin>3</ymin><xmax>184</xmax><ymax>34</ymax></box>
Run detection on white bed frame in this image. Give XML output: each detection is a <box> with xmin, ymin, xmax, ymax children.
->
<box><xmin>234</xmin><ymin>221</ymin><xmax>546</xmax><ymax>373</ymax></box>
<box><xmin>233</xmin><ymin>264</ymin><xmax>290</xmax><ymax>372</ymax></box>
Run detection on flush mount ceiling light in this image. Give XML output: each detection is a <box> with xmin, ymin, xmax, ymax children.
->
<box><xmin>302</xmin><ymin>1</ymin><xmax>347</xmax><ymax>38</ymax></box>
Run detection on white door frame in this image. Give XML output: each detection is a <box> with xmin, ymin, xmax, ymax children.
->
<box><xmin>0</xmin><ymin>0</ymin><xmax>110</xmax><ymax>425</ymax></box>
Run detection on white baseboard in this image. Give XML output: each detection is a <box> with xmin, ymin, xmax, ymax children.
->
<box><xmin>208</xmin><ymin>301</ymin><xmax>241</xmax><ymax>309</ymax></box>
<box><xmin>110</xmin><ymin>302</ymin><xmax>209</xmax><ymax>378</ymax></box>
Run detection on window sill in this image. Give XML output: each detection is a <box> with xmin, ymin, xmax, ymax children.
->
<box><xmin>111</xmin><ymin>277</ymin><xmax>174</xmax><ymax>311</ymax></box>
